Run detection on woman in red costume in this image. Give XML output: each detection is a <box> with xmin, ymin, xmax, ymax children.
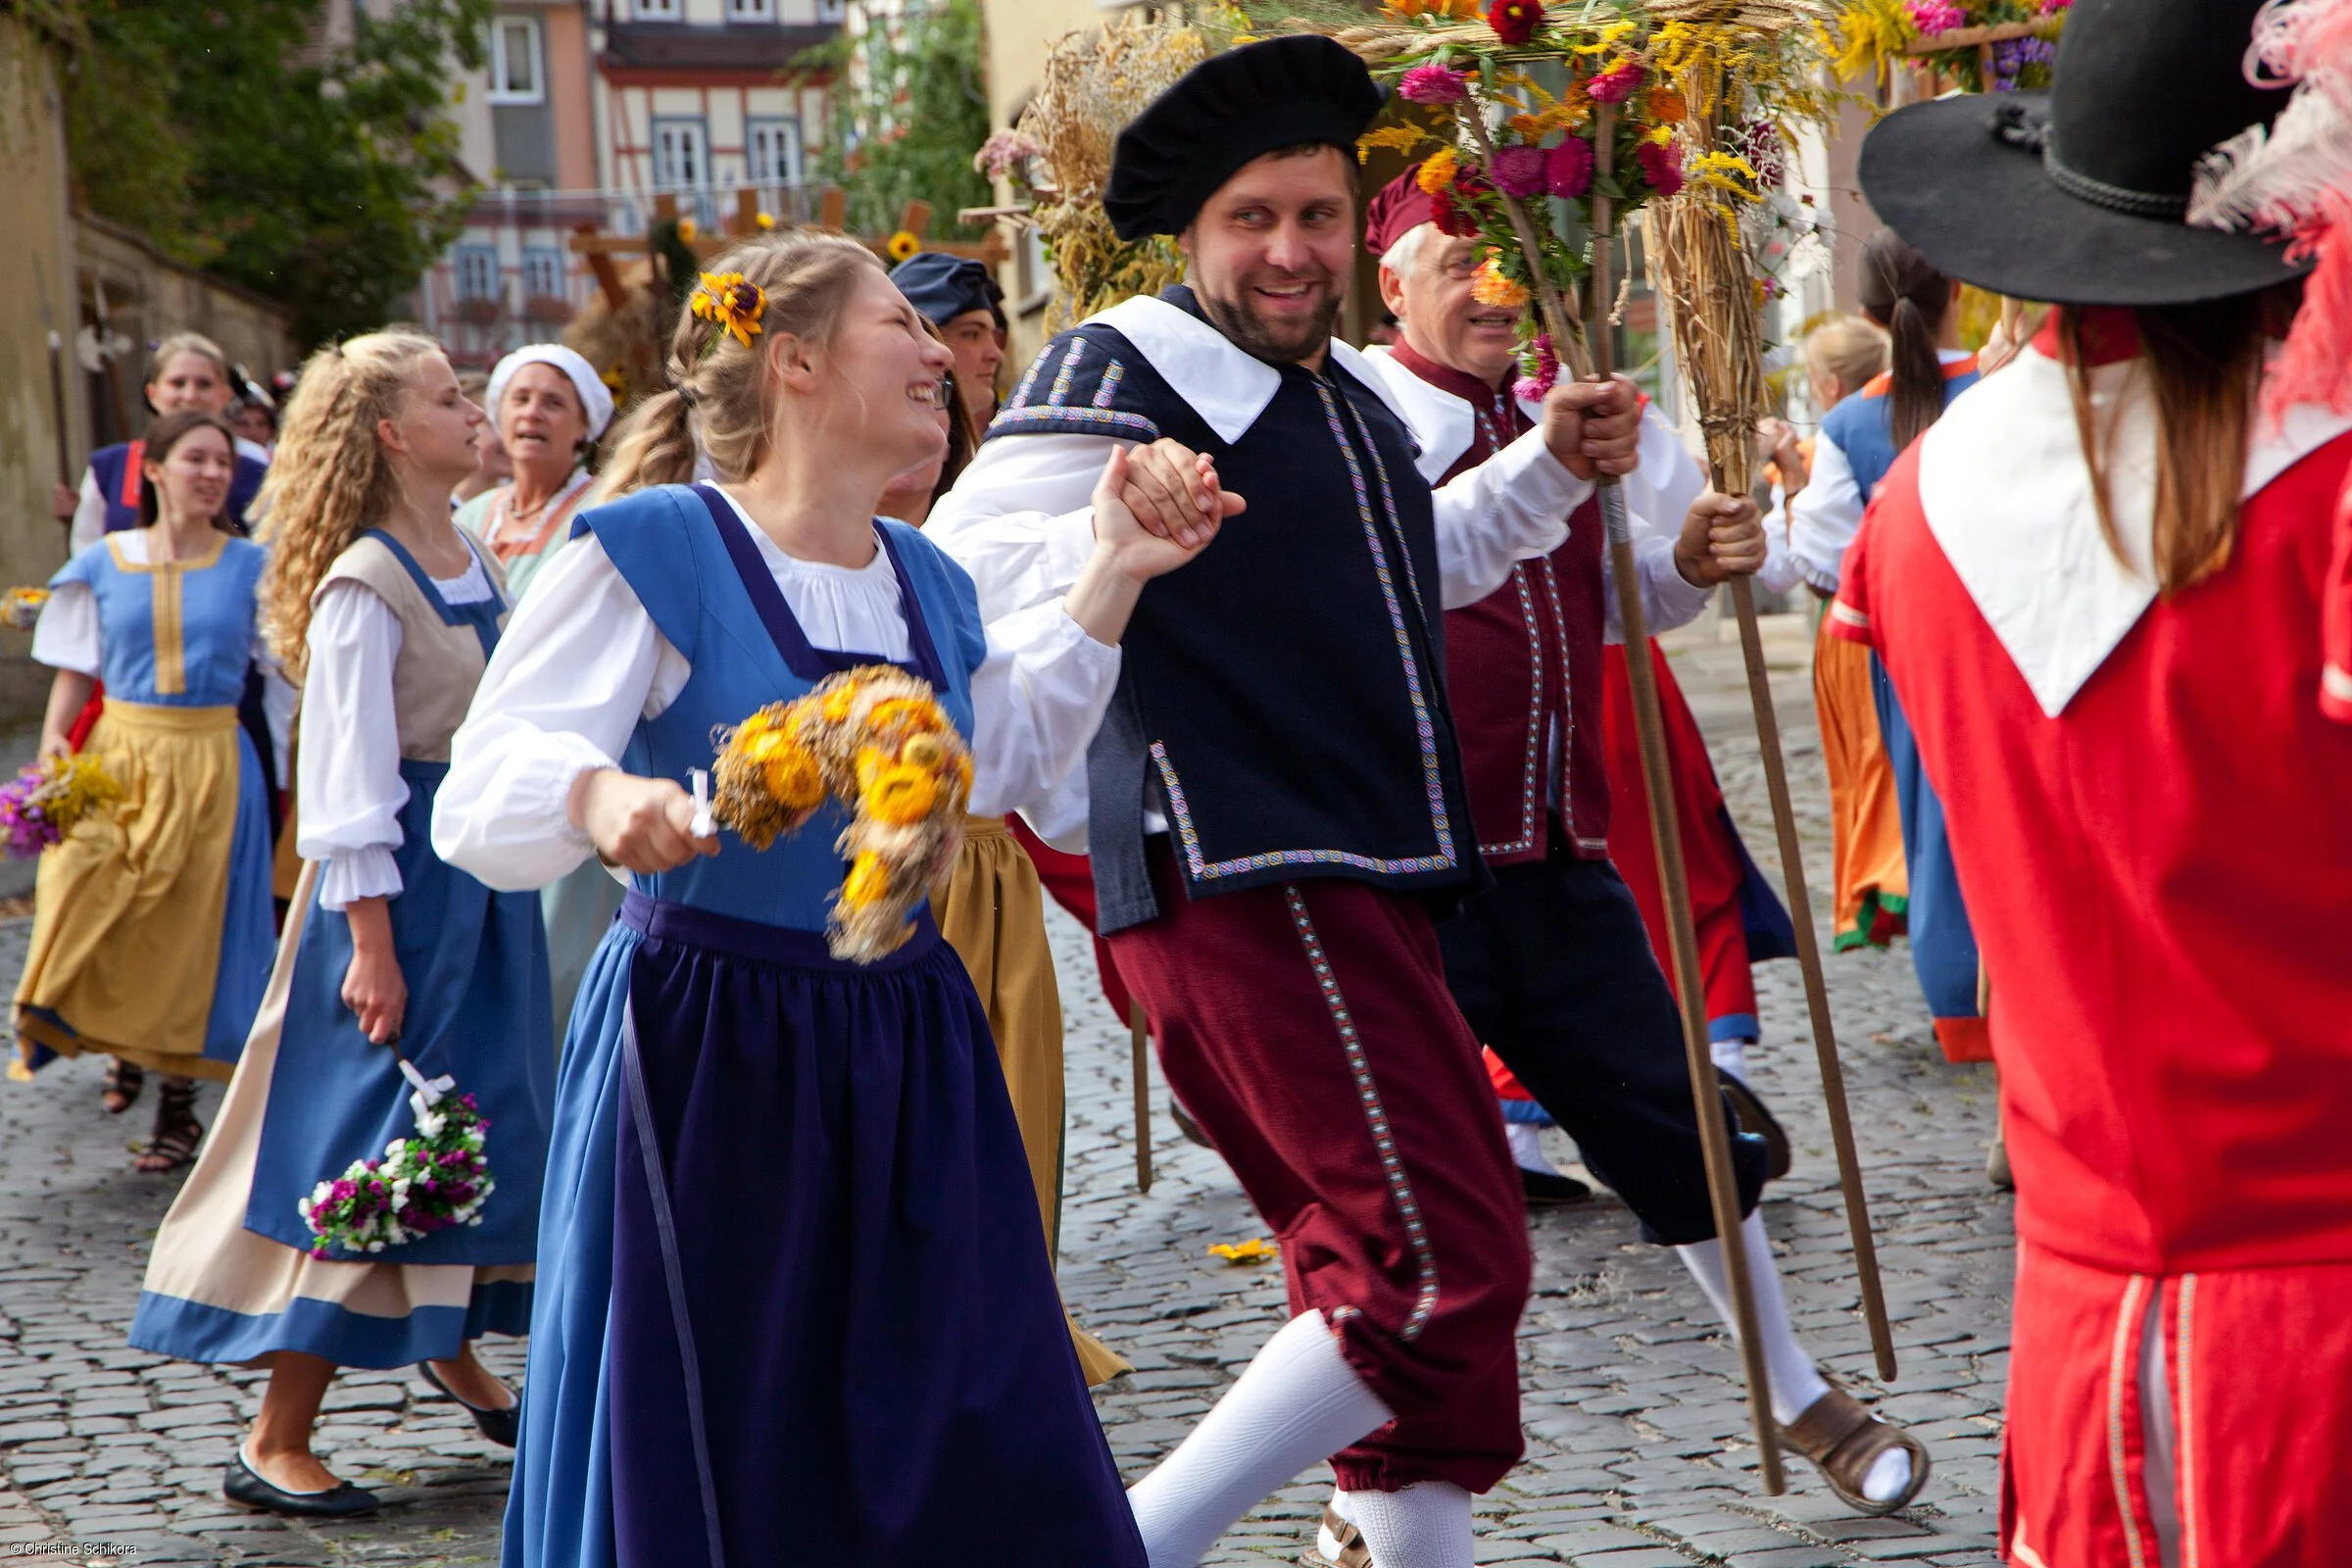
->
<box><xmin>1840</xmin><ymin>1</ymin><xmax>2352</xmax><ymax>1559</ymax></box>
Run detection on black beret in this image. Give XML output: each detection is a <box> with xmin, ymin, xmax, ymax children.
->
<box><xmin>1103</xmin><ymin>36</ymin><xmax>1385</xmax><ymax>243</ymax></box>
<box><xmin>889</xmin><ymin>251</ymin><xmax>1006</xmax><ymax>330</ymax></box>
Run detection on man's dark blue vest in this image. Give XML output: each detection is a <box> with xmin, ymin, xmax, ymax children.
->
<box><xmin>988</xmin><ymin>287</ymin><xmax>1483</xmax><ymax>933</ymax></box>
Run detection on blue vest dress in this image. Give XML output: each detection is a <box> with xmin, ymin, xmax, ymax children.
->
<box><xmin>503</xmin><ymin>485</ymin><xmax>1144</xmax><ymax>1568</ymax></box>
<box><xmin>1822</xmin><ymin>368</ymin><xmax>1984</xmax><ymax>1033</ymax></box>
<box><xmin>88</xmin><ymin>441</ymin><xmax>281</xmax><ymax>832</ymax></box>
<box><xmin>17</xmin><ymin>535</ymin><xmax>274</xmax><ymax>1070</ymax></box>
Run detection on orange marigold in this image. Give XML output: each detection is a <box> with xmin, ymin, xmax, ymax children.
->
<box><xmin>1647</xmin><ymin>86</ymin><xmax>1688</xmax><ymax>123</ymax></box>
<box><xmin>1471</xmin><ymin>261</ymin><xmax>1531</xmax><ymax>308</ymax></box>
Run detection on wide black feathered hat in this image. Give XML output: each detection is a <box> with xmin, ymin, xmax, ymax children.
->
<box><xmin>1859</xmin><ymin>0</ymin><xmax>2309</xmax><ymax>305</ymax></box>
<box><xmin>1104</xmin><ymin>35</ymin><xmax>1386</xmax><ymax>243</ymax></box>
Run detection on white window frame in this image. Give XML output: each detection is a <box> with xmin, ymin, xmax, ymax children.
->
<box><xmin>727</xmin><ymin>0</ymin><xmax>776</xmax><ymax>18</ymax></box>
<box><xmin>651</xmin><ymin>117</ymin><xmax>710</xmax><ymax>194</ymax></box>
<box><xmin>634</xmin><ymin>0</ymin><xmax>682</xmax><ymax>18</ymax></box>
<box><xmin>815</xmin><ymin>0</ymin><xmax>844</xmax><ymax>21</ymax></box>
<box><xmin>454</xmin><ymin>246</ymin><xmax>502</xmax><ymax>302</ymax></box>
<box><xmin>487</xmin><ymin>15</ymin><xmax>544</xmax><ymax>104</ymax></box>
<box><xmin>521</xmin><ymin>247</ymin><xmax>566</xmax><ymax>300</ymax></box>
<box><xmin>747</xmin><ymin>118</ymin><xmax>803</xmax><ymax>186</ymax></box>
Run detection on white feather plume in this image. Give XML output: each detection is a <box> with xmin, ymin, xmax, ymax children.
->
<box><xmin>2189</xmin><ymin>0</ymin><xmax>2352</xmax><ymax>235</ymax></box>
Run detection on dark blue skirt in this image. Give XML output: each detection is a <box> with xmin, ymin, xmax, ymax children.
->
<box><xmin>504</xmin><ymin>892</ymin><xmax>1143</xmax><ymax>1568</ymax></box>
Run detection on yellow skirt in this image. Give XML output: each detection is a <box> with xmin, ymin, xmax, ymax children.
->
<box><xmin>933</xmin><ymin>816</ymin><xmax>1130</xmax><ymax>1387</ymax></box>
<box><xmin>1814</xmin><ymin>615</ymin><xmax>1910</xmax><ymax>951</ymax></box>
<box><xmin>16</xmin><ymin>702</ymin><xmax>247</xmax><ymax>1079</ymax></box>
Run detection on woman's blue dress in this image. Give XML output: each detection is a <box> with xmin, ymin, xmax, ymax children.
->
<box><xmin>502</xmin><ymin>484</ymin><xmax>1144</xmax><ymax>1568</ymax></box>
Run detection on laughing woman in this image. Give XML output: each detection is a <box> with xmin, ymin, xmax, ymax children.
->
<box><xmin>434</xmin><ymin>232</ymin><xmax>1211</xmax><ymax>1566</ymax></box>
<box><xmin>13</xmin><ymin>411</ymin><xmax>276</xmax><ymax>1173</ymax></box>
<box><xmin>129</xmin><ymin>332</ymin><xmax>554</xmax><ymax>1519</ymax></box>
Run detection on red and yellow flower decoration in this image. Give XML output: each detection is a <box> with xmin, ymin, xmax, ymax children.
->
<box><xmin>691</xmin><ymin>271</ymin><xmax>767</xmax><ymax>351</ymax></box>
<box><xmin>710</xmin><ymin>664</ymin><xmax>974</xmax><ymax>962</ymax></box>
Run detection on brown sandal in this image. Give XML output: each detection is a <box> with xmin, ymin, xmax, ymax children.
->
<box><xmin>102</xmin><ymin>1057</ymin><xmax>145</xmax><ymax>1115</ymax></box>
<box><xmin>1299</xmin><ymin>1505</ymin><xmax>1370</xmax><ymax>1568</ymax></box>
<box><xmin>1780</xmin><ymin>1385</ymin><xmax>1931</xmax><ymax>1516</ymax></box>
<box><xmin>135</xmin><ymin>1082</ymin><xmax>204</xmax><ymax>1174</ymax></box>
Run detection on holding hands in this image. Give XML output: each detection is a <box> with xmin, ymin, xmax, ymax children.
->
<box><xmin>1672</xmin><ymin>492</ymin><xmax>1767</xmax><ymax>586</ymax></box>
<box><xmin>1104</xmin><ymin>440</ymin><xmax>1248</xmax><ymax>559</ymax></box>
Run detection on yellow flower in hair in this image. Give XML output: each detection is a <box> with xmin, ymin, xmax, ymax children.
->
<box><xmin>862</xmin><ymin>764</ymin><xmax>940</xmax><ymax>826</ymax></box>
<box><xmin>886</xmin><ymin>230</ymin><xmax>921</xmax><ymax>263</ymax></box>
<box><xmin>691</xmin><ymin>270</ymin><xmax>767</xmax><ymax>350</ymax></box>
<box><xmin>678</xmin><ymin>218</ymin><xmax>699</xmax><ymax>242</ymax></box>
<box><xmin>842</xmin><ymin>850</ymin><xmax>890</xmax><ymax>908</ymax></box>
<box><xmin>757</xmin><ymin>211</ymin><xmax>777</xmax><ymax>230</ymax></box>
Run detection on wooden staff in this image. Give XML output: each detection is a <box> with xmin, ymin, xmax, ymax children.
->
<box><xmin>1585</xmin><ymin>106</ymin><xmax>1786</xmax><ymax>1493</ymax></box>
<box><xmin>1644</xmin><ymin>123</ymin><xmax>1899</xmax><ymax>1385</ymax></box>
<box><xmin>1131</xmin><ymin>1002</ymin><xmax>1153</xmax><ymax>1195</ymax></box>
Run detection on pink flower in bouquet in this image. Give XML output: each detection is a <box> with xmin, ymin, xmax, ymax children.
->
<box><xmin>1491</xmin><ymin>144</ymin><xmax>1547</xmax><ymax>198</ymax></box>
<box><xmin>1544</xmin><ymin>137</ymin><xmax>1594</xmax><ymax>198</ymax></box>
<box><xmin>1587</xmin><ymin>57</ymin><xmax>1645</xmax><ymax>105</ymax></box>
<box><xmin>1399</xmin><ymin>65</ymin><xmax>1471</xmax><ymax>105</ymax></box>
<box><xmin>1515</xmin><ymin>334</ymin><xmax>1560</xmax><ymax>403</ymax></box>
<box><xmin>1906</xmin><ymin>0</ymin><xmax>1968</xmax><ymax>33</ymax></box>
<box><xmin>1636</xmin><ymin>138</ymin><xmax>1685</xmax><ymax>197</ymax></box>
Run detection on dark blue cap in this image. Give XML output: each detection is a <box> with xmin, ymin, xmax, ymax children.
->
<box><xmin>889</xmin><ymin>252</ymin><xmax>1006</xmax><ymax>331</ymax></box>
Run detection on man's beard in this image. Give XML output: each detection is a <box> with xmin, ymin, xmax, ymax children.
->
<box><xmin>1195</xmin><ymin>275</ymin><xmax>1344</xmax><ymax>366</ymax></box>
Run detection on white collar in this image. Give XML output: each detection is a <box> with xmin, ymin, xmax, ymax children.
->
<box><xmin>1918</xmin><ymin>344</ymin><xmax>2352</xmax><ymax>717</ymax></box>
<box><xmin>1086</xmin><ymin>294</ymin><xmax>1413</xmax><ymax>446</ymax></box>
<box><xmin>235</xmin><ymin>436</ymin><xmax>271</xmax><ymax>466</ymax></box>
<box><xmin>1357</xmin><ymin>344</ymin><xmax>1543</xmax><ymax>483</ymax></box>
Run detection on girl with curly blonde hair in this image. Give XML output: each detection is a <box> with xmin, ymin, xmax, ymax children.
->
<box><xmin>435</xmin><ymin>230</ymin><xmax>1214</xmax><ymax>1565</ymax></box>
<box><xmin>129</xmin><ymin>330</ymin><xmax>556</xmax><ymax>1519</ymax></box>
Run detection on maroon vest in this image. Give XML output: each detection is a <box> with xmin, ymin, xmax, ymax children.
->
<box><xmin>1391</xmin><ymin>344</ymin><xmax>1612</xmax><ymax>864</ymax></box>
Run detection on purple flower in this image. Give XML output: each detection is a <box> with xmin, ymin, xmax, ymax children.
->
<box><xmin>1510</xmin><ymin>375</ymin><xmax>1551</xmax><ymax>404</ymax></box>
<box><xmin>1398</xmin><ymin>65</ymin><xmax>1470</xmax><ymax>105</ymax></box>
<box><xmin>1636</xmin><ymin>139</ymin><xmax>1685</xmax><ymax>197</ymax></box>
<box><xmin>1544</xmin><ymin>138</ymin><xmax>1594</xmax><ymax>198</ymax></box>
<box><xmin>1491</xmin><ymin>144</ymin><xmax>1547</xmax><ymax>198</ymax></box>
<box><xmin>1587</xmin><ymin>59</ymin><xmax>1644</xmax><ymax>105</ymax></box>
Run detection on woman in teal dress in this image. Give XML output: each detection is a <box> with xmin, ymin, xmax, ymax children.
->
<box><xmin>14</xmin><ymin>410</ymin><xmax>278</xmax><ymax>1173</ymax></box>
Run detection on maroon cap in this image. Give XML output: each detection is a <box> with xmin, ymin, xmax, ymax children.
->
<box><xmin>1365</xmin><ymin>165</ymin><xmax>1441</xmax><ymax>259</ymax></box>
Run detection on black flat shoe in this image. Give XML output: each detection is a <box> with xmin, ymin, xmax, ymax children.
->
<box><xmin>1718</xmin><ymin>1071</ymin><xmax>1793</xmax><ymax>1182</ymax></box>
<box><xmin>1519</xmin><ymin>1165</ymin><xmax>1593</xmax><ymax>1205</ymax></box>
<box><xmin>417</xmin><ymin>1359</ymin><xmax>520</xmax><ymax>1447</ymax></box>
<box><xmin>1170</xmin><ymin>1101</ymin><xmax>1214</xmax><ymax>1151</ymax></box>
<box><xmin>222</xmin><ymin>1450</ymin><xmax>378</xmax><ymax>1518</ymax></box>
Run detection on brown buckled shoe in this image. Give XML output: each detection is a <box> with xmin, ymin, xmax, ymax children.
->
<box><xmin>1299</xmin><ymin>1503</ymin><xmax>1371</xmax><ymax>1567</ymax></box>
<box><xmin>1780</xmin><ymin>1385</ymin><xmax>1931</xmax><ymax>1516</ymax></box>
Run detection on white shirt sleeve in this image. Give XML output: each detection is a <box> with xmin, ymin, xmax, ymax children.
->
<box><xmin>924</xmin><ymin>434</ymin><xmax>1120</xmax><ymax>620</ymax></box>
<box><xmin>1785</xmin><ymin>432</ymin><xmax>1864</xmax><ymax>595</ymax></box>
<box><xmin>1432</xmin><ymin>427</ymin><xmax>1591</xmax><ymax>610</ymax></box>
<box><xmin>965</xmin><ymin>602</ymin><xmax>1122</xmax><ymax>820</ymax></box>
<box><xmin>69</xmin><ymin>472</ymin><xmax>107</xmax><ymax>556</ymax></box>
<box><xmin>1602</xmin><ymin>498</ymin><xmax>1714</xmax><ymax>643</ymax></box>
<box><xmin>1755</xmin><ymin>484</ymin><xmax>1806</xmax><ymax>598</ymax></box>
<box><xmin>30</xmin><ymin>581</ymin><xmax>100</xmax><ymax>676</ymax></box>
<box><xmin>298</xmin><ymin>581</ymin><xmax>412</xmax><ymax>909</ymax></box>
<box><xmin>434</xmin><ymin>535</ymin><xmax>672</xmax><ymax>892</ymax></box>
<box><xmin>258</xmin><ymin>642</ymin><xmax>298</xmax><ymax>790</ymax></box>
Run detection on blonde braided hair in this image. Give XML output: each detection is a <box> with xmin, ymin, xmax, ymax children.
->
<box><xmin>594</xmin><ymin>231</ymin><xmax>881</xmax><ymax>502</ymax></box>
<box><xmin>254</xmin><ymin>329</ymin><xmax>446</xmax><ymax>680</ymax></box>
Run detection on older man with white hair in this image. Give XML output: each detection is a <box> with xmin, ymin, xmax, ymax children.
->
<box><xmin>1348</xmin><ymin>169</ymin><xmax>1928</xmax><ymax>1541</ymax></box>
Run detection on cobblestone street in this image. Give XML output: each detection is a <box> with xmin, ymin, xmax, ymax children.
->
<box><xmin>0</xmin><ymin>612</ymin><xmax>2014</xmax><ymax>1566</ymax></box>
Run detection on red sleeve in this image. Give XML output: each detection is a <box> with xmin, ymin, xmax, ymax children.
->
<box><xmin>1825</xmin><ymin>511</ymin><xmax>1878</xmax><ymax>648</ymax></box>
<box><xmin>2325</xmin><ymin>471</ymin><xmax>2352</xmax><ymax>724</ymax></box>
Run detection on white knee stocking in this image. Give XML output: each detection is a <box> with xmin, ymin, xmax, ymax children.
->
<box><xmin>1329</xmin><ymin>1480</ymin><xmax>1473</xmax><ymax>1568</ymax></box>
<box><xmin>1677</xmin><ymin>1213</ymin><xmax>1911</xmax><ymax>1504</ymax></box>
<box><xmin>1127</xmin><ymin>1310</ymin><xmax>1394</xmax><ymax>1568</ymax></box>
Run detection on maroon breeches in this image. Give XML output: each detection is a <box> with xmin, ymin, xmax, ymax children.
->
<box><xmin>1107</xmin><ymin>849</ymin><xmax>1532</xmax><ymax>1494</ymax></box>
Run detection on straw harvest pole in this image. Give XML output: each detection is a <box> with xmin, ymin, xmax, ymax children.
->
<box><xmin>1646</xmin><ymin>95</ymin><xmax>1897</xmax><ymax>1384</ymax></box>
<box><xmin>1586</xmin><ymin>103</ymin><xmax>1786</xmax><ymax>1494</ymax></box>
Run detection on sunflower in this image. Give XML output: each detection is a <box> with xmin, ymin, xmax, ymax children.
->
<box><xmin>690</xmin><ymin>271</ymin><xmax>766</xmax><ymax>350</ymax></box>
<box><xmin>886</xmin><ymin>230</ymin><xmax>921</xmax><ymax>263</ymax></box>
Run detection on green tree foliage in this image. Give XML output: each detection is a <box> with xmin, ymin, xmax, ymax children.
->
<box><xmin>59</xmin><ymin>0</ymin><xmax>491</xmax><ymax>346</ymax></box>
<box><xmin>807</xmin><ymin>0</ymin><xmax>991</xmax><ymax>240</ymax></box>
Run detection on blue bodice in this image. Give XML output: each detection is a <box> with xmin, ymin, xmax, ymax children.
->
<box><xmin>51</xmin><ymin>534</ymin><xmax>267</xmax><ymax>708</ymax></box>
<box><xmin>1821</xmin><ymin>366</ymin><xmax>1984</xmax><ymax>502</ymax></box>
<box><xmin>89</xmin><ymin>441</ymin><xmax>267</xmax><ymax>537</ymax></box>
<box><xmin>577</xmin><ymin>483</ymin><xmax>983</xmax><ymax>931</ymax></box>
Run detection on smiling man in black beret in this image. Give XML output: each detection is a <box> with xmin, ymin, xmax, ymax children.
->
<box><xmin>930</xmin><ymin>35</ymin><xmax>1649</xmax><ymax>1568</ymax></box>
